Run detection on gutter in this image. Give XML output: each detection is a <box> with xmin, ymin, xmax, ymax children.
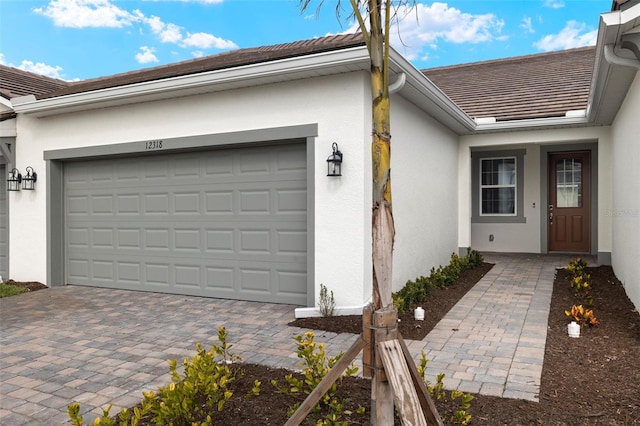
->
<box><xmin>604</xmin><ymin>43</ymin><xmax>640</xmax><ymax>69</ymax></box>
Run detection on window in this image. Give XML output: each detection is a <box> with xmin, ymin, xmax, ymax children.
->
<box><xmin>480</xmin><ymin>157</ymin><xmax>516</xmax><ymax>215</ymax></box>
<box><xmin>471</xmin><ymin>149</ymin><xmax>525</xmax><ymax>224</ymax></box>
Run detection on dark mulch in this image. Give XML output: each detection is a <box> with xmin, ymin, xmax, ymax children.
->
<box><xmin>3</xmin><ymin>279</ymin><xmax>48</xmax><ymax>292</ymax></box>
<box><xmin>289</xmin><ymin>262</ymin><xmax>495</xmax><ymax>341</ymax></box>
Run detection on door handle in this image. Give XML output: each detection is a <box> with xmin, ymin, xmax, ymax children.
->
<box><xmin>549</xmin><ymin>205</ymin><xmax>553</xmax><ymax>225</ymax></box>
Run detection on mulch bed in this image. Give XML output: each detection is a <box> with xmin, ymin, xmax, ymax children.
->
<box><xmin>6</xmin><ymin>264</ymin><xmax>639</xmax><ymax>424</ymax></box>
<box><xmin>3</xmin><ymin>279</ymin><xmax>48</xmax><ymax>292</ymax></box>
<box><xmin>289</xmin><ymin>262</ymin><xmax>495</xmax><ymax>341</ymax></box>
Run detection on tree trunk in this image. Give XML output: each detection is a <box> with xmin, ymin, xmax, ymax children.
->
<box><xmin>368</xmin><ymin>1</ymin><xmax>395</xmax><ymax>423</ymax></box>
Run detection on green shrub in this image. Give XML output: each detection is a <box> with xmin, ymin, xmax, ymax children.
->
<box><xmin>392</xmin><ymin>248</ymin><xmax>484</xmax><ymax>313</ymax></box>
<box><xmin>272</xmin><ymin>331</ymin><xmax>361</xmax><ymax>425</ymax></box>
<box><xmin>68</xmin><ymin>326</ymin><xmax>242</xmax><ymax>426</ymax></box>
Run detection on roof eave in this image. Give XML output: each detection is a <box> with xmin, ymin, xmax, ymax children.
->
<box><xmin>11</xmin><ymin>46</ymin><xmax>373</xmax><ymax>118</ymax></box>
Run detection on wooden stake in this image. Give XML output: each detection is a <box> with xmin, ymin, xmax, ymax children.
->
<box><xmin>398</xmin><ymin>335</ymin><xmax>444</xmax><ymax>426</ymax></box>
<box><xmin>377</xmin><ymin>339</ymin><xmax>427</xmax><ymax>425</ymax></box>
<box><xmin>371</xmin><ymin>307</ymin><xmax>396</xmax><ymax>424</ymax></box>
<box><xmin>363</xmin><ymin>303</ymin><xmax>374</xmax><ymax>378</ymax></box>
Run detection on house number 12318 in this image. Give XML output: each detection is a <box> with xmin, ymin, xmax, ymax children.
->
<box><xmin>145</xmin><ymin>140</ymin><xmax>163</xmax><ymax>150</ymax></box>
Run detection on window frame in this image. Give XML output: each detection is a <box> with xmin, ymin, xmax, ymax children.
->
<box><xmin>471</xmin><ymin>149</ymin><xmax>526</xmax><ymax>224</ymax></box>
<box><xmin>479</xmin><ymin>156</ymin><xmax>517</xmax><ymax>217</ymax></box>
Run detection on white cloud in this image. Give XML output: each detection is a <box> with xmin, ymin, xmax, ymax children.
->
<box><xmin>145</xmin><ymin>15</ymin><xmax>183</xmax><ymax>43</ymax></box>
<box><xmin>520</xmin><ymin>17</ymin><xmax>534</xmax><ymax>33</ymax></box>
<box><xmin>1</xmin><ymin>52</ymin><xmax>78</xmax><ymax>80</ymax></box>
<box><xmin>17</xmin><ymin>60</ymin><xmax>66</xmax><ymax>79</ymax></box>
<box><xmin>34</xmin><ymin>0</ymin><xmax>138</xmax><ymax>28</ymax></box>
<box><xmin>544</xmin><ymin>0</ymin><xmax>565</xmax><ymax>9</ymax></box>
<box><xmin>182</xmin><ymin>32</ymin><xmax>238</xmax><ymax>49</ymax></box>
<box><xmin>135</xmin><ymin>46</ymin><xmax>159</xmax><ymax>64</ymax></box>
<box><xmin>34</xmin><ymin>0</ymin><xmax>238</xmax><ymax>56</ymax></box>
<box><xmin>350</xmin><ymin>2</ymin><xmax>505</xmax><ymax>60</ymax></box>
<box><xmin>534</xmin><ymin>21</ymin><xmax>597</xmax><ymax>51</ymax></box>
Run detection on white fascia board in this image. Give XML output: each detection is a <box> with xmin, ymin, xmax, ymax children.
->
<box><xmin>12</xmin><ymin>47</ymin><xmax>372</xmax><ymax>117</ymax></box>
<box><xmin>1</xmin><ymin>96</ymin><xmax>13</xmax><ymax>110</ymax></box>
<box><xmin>473</xmin><ymin>115</ymin><xmax>591</xmax><ymax>133</ymax></box>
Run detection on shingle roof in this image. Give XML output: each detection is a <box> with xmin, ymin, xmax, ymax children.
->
<box><xmin>422</xmin><ymin>46</ymin><xmax>596</xmax><ymax>121</ymax></box>
<box><xmin>0</xmin><ymin>65</ymin><xmax>69</xmax><ymax>100</ymax></box>
<box><xmin>38</xmin><ymin>33</ymin><xmax>365</xmax><ymax>100</ymax></box>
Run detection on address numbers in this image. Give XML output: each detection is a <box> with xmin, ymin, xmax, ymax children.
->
<box><xmin>145</xmin><ymin>140</ymin><xmax>163</xmax><ymax>150</ymax></box>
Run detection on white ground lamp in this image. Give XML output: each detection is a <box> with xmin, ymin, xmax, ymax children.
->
<box><xmin>7</xmin><ymin>168</ymin><xmax>22</xmax><ymax>191</ymax></box>
<box><xmin>326</xmin><ymin>142</ymin><xmax>343</xmax><ymax>176</ymax></box>
<box><xmin>22</xmin><ymin>166</ymin><xmax>37</xmax><ymax>190</ymax></box>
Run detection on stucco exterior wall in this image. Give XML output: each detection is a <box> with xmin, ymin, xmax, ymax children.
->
<box><xmin>459</xmin><ymin>126</ymin><xmax>613</xmax><ymax>255</ymax></box>
<box><xmin>391</xmin><ymin>95</ymin><xmax>459</xmax><ymax>291</ymax></box>
<box><xmin>611</xmin><ymin>72</ymin><xmax>640</xmax><ymax>311</ymax></box>
<box><xmin>10</xmin><ymin>72</ymin><xmax>375</xmax><ymax>307</ymax></box>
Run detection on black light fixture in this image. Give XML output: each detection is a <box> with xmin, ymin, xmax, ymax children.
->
<box><xmin>326</xmin><ymin>142</ymin><xmax>343</xmax><ymax>176</ymax></box>
<box><xmin>7</xmin><ymin>168</ymin><xmax>22</xmax><ymax>192</ymax></box>
<box><xmin>22</xmin><ymin>166</ymin><xmax>37</xmax><ymax>190</ymax></box>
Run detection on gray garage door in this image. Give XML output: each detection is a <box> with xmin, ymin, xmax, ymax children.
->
<box><xmin>0</xmin><ymin>164</ymin><xmax>7</xmax><ymax>280</ymax></box>
<box><xmin>64</xmin><ymin>142</ymin><xmax>308</xmax><ymax>304</ymax></box>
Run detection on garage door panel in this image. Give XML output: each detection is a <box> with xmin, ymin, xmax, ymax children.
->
<box><xmin>65</xmin><ymin>142</ymin><xmax>307</xmax><ymax>305</ymax></box>
<box><xmin>239</xmin><ymin>190</ymin><xmax>270</xmax><ymax>213</ymax></box>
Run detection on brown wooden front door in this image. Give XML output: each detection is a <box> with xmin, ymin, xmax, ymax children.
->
<box><xmin>548</xmin><ymin>151</ymin><xmax>591</xmax><ymax>252</ymax></box>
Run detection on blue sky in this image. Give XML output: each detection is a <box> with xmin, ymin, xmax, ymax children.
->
<box><xmin>0</xmin><ymin>0</ymin><xmax>609</xmax><ymax>81</ymax></box>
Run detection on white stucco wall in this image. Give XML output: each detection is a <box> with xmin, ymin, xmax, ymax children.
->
<box><xmin>10</xmin><ymin>72</ymin><xmax>376</xmax><ymax>307</ymax></box>
<box><xmin>611</xmin><ymin>72</ymin><xmax>640</xmax><ymax>311</ymax></box>
<box><xmin>459</xmin><ymin>126</ymin><xmax>613</xmax><ymax>255</ymax></box>
<box><xmin>391</xmin><ymin>95</ymin><xmax>459</xmax><ymax>291</ymax></box>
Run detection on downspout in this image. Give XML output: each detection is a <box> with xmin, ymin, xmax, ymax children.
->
<box><xmin>604</xmin><ymin>44</ymin><xmax>640</xmax><ymax>70</ymax></box>
<box><xmin>388</xmin><ymin>72</ymin><xmax>406</xmax><ymax>94</ymax></box>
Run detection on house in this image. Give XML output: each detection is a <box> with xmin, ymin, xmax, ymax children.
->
<box><xmin>1</xmin><ymin>2</ymin><xmax>638</xmax><ymax>314</ymax></box>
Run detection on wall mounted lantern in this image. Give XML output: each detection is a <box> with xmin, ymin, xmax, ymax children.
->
<box><xmin>22</xmin><ymin>166</ymin><xmax>37</xmax><ymax>190</ymax></box>
<box><xmin>7</xmin><ymin>168</ymin><xmax>22</xmax><ymax>191</ymax></box>
<box><xmin>326</xmin><ymin>142</ymin><xmax>343</xmax><ymax>177</ymax></box>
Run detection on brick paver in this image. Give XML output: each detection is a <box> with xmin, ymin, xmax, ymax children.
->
<box><xmin>0</xmin><ymin>253</ymin><xmax>594</xmax><ymax>424</ymax></box>
<box><xmin>413</xmin><ymin>253</ymin><xmax>595</xmax><ymax>402</ymax></box>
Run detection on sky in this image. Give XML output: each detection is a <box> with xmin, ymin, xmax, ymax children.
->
<box><xmin>0</xmin><ymin>0</ymin><xmax>611</xmax><ymax>82</ymax></box>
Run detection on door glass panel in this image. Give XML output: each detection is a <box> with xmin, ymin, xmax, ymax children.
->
<box><xmin>556</xmin><ymin>159</ymin><xmax>582</xmax><ymax>208</ymax></box>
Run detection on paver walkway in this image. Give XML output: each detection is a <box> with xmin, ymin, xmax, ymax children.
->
<box><xmin>0</xmin><ymin>253</ymin><xmax>594</xmax><ymax>424</ymax></box>
<box><xmin>406</xmin><ymin>253</ymin><xmax>595</xmax><ymax>402</ymax></box>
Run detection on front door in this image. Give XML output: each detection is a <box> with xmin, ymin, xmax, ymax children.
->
<box><xmin>548</xmin><ymin>151</ymin><xmax>591</xmax><ymax>252</ymax></box>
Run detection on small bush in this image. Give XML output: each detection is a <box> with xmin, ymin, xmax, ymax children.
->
<box><xmin>68</xmin><ymin>326</ymin><xmax>242</xmax><ymax>426</ymax></box>
<box><xmin>565</xmin><ymin>304</ymin><xmax>599</xmax><ymax>327</ymax></box>
<box><xmin>392</xmin><ymin>248</ymin><xmax>484</xmax><ymax>313</ymax></box>
<box><xmin>272</xmin><ymin>331</ymin><xmax>360</xmax><ymax>424</ymax></box>
<box><xmin>318</xmin><ymin>283</ymin><xmax>336</xmax><ymax>317</ymax></box>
